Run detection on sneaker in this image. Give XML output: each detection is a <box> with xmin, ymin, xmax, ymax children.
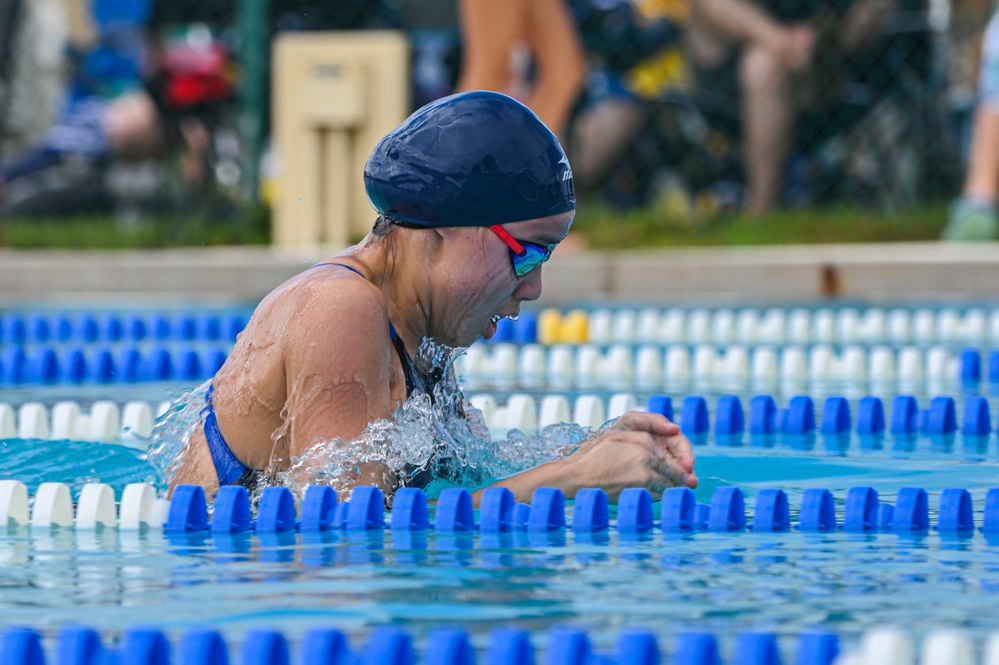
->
<box><xmin>941</xmin><ymin>198</ymin><xmax>998</xmax><ymax>241</ymax></box>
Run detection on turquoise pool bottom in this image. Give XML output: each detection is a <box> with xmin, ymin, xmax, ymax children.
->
<box><xmin>3</xmin><ymin>440</ymin><xmax>999</xmax><ymax>654</ymax></box>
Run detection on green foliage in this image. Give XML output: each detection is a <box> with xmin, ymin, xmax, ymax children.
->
<box><xmin>0</xmin><ymin>202</ymin><xmax>950</xmax><ymax>249</ymax></box>
<box><xmin>0</xmin><ymin>205</ymin><xmax>271</xmax><ymax>249</ymax></box>
<box><xmin>572</xmin><ymin>201</ymin><xmax>950</xmax><ymax>248</ymax></box>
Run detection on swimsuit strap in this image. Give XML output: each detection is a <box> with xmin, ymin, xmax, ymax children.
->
<box><xmin>391</xmin><ymin>332</ymin><xmax>417</xmax><ymax>397</ymax></box>
<box><xmin>313</xmin><ymin>261</ymin><xmax>365</xmax><ymax>276</ymax></box>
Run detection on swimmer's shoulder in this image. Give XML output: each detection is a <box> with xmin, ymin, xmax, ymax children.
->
<box><xmin>285</xmin><ymin>262</ymin><xmax>391</xmax><ymax>347</ymax></box>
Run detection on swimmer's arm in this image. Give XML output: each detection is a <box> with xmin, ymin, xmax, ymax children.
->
<box><xmin>470</xmin><ymin>459</ymin><xmax>578</xmax><ymax>506</ymax></box>
<box><xmin>281</xmin><ymin>282</ymin><xmax>399</xmax><ymax>496</ymax></box>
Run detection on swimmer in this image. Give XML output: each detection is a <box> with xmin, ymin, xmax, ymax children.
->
<box><xmin>166</xmin><ymin>90</ymin><xmax>697</xmax><ymax>503</ymax></box>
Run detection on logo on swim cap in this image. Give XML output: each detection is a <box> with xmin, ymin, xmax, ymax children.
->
<box><xmin>364</xmin><ymin>90</ymin><xmax>575</xmax><ymax>228</ymax></box>
<box><xmin>558</xmin><ymin>155</ymin><xmax>572</xmax><ymax>182</ymax></box>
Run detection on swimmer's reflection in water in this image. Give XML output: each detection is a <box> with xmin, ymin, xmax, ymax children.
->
<box><xmin>152</xmin><ymin>91</ymin><xmax>698</xmax><ymax>505</ymax></box>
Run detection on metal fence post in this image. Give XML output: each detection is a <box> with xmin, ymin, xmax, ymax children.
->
<box><xmin>238</xmin><ymin>0</ymin><xmax>270</xmax><ymax>203</ymax></box>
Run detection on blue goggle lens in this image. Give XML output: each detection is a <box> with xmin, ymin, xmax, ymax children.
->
<box><xmin>511</xmin><ymin>242</ymin><xmax>556</xmax><ymax>277</ymax></box>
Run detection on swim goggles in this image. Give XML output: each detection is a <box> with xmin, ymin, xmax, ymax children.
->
<box><xmin>489</xmin><ymin>225</ymin><xmax>558</xmax><ymax>278</ymax></box>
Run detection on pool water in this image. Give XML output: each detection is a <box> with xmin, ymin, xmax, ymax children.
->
<box><xmin>3</xmin><ymin>435</ymin><xmax>999</xmax><ymax>656</ymax></box>
<box><xmin>4</xmin><ymin>302</ymin><xmax>999</xmax><ymax>660</ymax></box>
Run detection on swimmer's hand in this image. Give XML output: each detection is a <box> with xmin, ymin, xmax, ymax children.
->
<box><xmin>471</xmin><ymin>411</ymin><xmax>697</xmax><ymax>505</ymax></box>
<box><xmin>561</xmin><ymin>411</ymin><xmax>698</xmax><ymax>499</ymax></box>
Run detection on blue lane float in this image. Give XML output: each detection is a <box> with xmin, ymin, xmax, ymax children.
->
<box><xmin>346</xmin><ymin>486</ymin><xmax>384</xmax><ymax>531</ymax></box>
<box><xmin>57</xmin><ymin>627</ymin><xmax>103</xmax><ymax>665</ymax></box>
<box><xmin>572</xmin><ymin>488</ymin><xmax>609</xmax><ymax>532</ymax></box>
<box><xmin>512</xmin><ymin>310</ymin><xmax>538</xmax><ymax>345</ymax></box>
<box><xmin>480</xmin><ymin>487</ymin><xmax>515</xmax><ymax>532</ymax></box>
<box><xmin>878</xmin><ymin>503</ymin><xmax>896</xmax><ymax>531</ymax></box>
<box><xmin>843</xmin><ymin>487</ymin><xmax>879</xmax><ymax>533</ymax></box>
<box><xmin>617</xmin><ymin>488</ymin><xmax>654</xmax><ymax>533</ymax></box>
<box><xmin>819</xmin><ymin>397</ymin><xmax>850</xmax><ymax>435</ymax></box>
<box><xmin>178</xmin><ymin>630</ymin><xmax>228</xmax><ymax>665</ymax></box>
<box><xmin>647</xmin><ymin>395</ymin><xmax>674</xmax><ymax>422</ymax></box>
<box><xmin>425</xmin><ymin>629</ymin><xmax>474</xmax><ymax>665</ymax></box>
<box><xmin>120</xmin><ymin>628</ymin><xmax>171</xmax><ymax>665</ymax></box>
<box><xmin>212</xmin><ymin>486</ymin><xmax>252</xmax><ymax>533</ymax></box>
<box><xmin>152</xmin><ymin>483</ymin><xmax>999</xmax><ymax>540</ymax></box>
<box><xmin>89</xmin><ymin>349</ymin><xmax>116</xmax><ymax>383</ymax></box>
<box><xmin>548</xmin><ymin>628</ymin><xmax>591</xmax><ymax>665</ymax></box>
<box><xmin>512</xmin><ymin>503</ymin><xmax>531</xmax><ymax>530</ymax></box>
<box><xmin>961</xmin><ymin>348</ymin><xmax>982</xmax><ymax>384</ymax></box>
<box><xmin>708</xmin><ymin>487</ymin><xmax>745</xmax><ymax>532</ymax></box>
<box><xmin>118</xmin><ymin>347</ymin><xmax>143</xmax><ymax>383</ymax></box>
<box><xmin>673</xmin><ymin>632</ymin><xmax>720</xmax><ymax>665</ymax></box>
<box><xmin>749</xmin><ymin>395</ymin><xmax>777</xmax><ymax>436</ymax></box>
<box><xmin>61</xmin><ymin>349</ymin><xmax>87</xmax><ymax>383</ymax></box>
<box><xmin>0</xmin><ymin>621</ymin><xmax>850</xmax><ymax>665</ymax></box>
<box><xmin>390</xmin><ymin>488</ymin><xmax>429</xmax><ymax>531</ymax></box>
<box><xmin>300</xmin><ymin>485</ymin><xmax>338</xmax><ymax>532</ymax></box>
<box><xmin>855</xmin><ymin>396</ymin><xmax>885</xmax><ymax>435</ymax></box>
<box><xmin>528</xmin><ymin>487</ymin><xmax>565</xmax><ymax>532</ymax></box>
<box><xmin>985</xmin><ymin>488</ymin><xmax>999</xmax><ymax>533</ymax></box>
<box><xmin>752</xmin><ymin>489</ymin><xmax>790</xmax><ymax>533</ymax></box>
<box><xmin>241</xmin><ymin>631</ymin><xmax>289</xmax><ymax>665</ymax></box>
<box><xmin>890</xmin><ymin>395</ymin><xmax>919</xmax><ymax>436</ymax></box>
<box><xmin>661</xmin><ymin>487</ymin><xmax>696</xmax><ymax>533</ymax></box>
<box><xmin>681</xmin><ymin>396</ymin><xmax>710</xmax><ymax>435</ymax></box>
<box><xmin>145</xmin><ymin>347</ymin><xmax>173</xmax><ymax>382</ymax></box>
<box><xmin>0</xmin><ymin>311</ymin><xmax>251</xmax><ymax>344</ymax></box>
<box><xmin>799</xmin><ymin>489</ymin><xmax>836</xmax><ymax>532</ymax></box>
<box><xmin>256</xmin><ymin>487</ymin><xmax>297</xmax><ymax>533</ymax></box>
<box><xmin>300</xmin><ymin>629</ymin><xmax>348</xmax><ymax>665</ymax></box>
<box><xmin>616</xmin><ymin>631</ymin><xmax>659</xmax><ymax>665</ymax></box>
<box><xmin>166</xmin><ymin>485</ymin><xmax>209</xmax><ymax>534</ymax></box>
<box><xmin>436</xmin><ymin>488</ymin><xmax>475</xmax><ymax>532</ymax></box>
<box><xmin>937</xmin><ymin>488</ymin><xmax>974</xmax><ymax>533</ymax></box>
<box><xmin>990</xmin><ymin>350</ymin><xmax>999</xmax><ymax>385</ymax></box>
<box><xmin>926</xmin><ymin>397</ymin><xmax>957</xmax><ymax>435</ymax></box>
<box><xmin>734</xmin><ymin>632</ymin><xmax>780</xmax><ymax>665</ymax></box>
<box><xmin>0</xmin><ymin>628</ymin><xmax>44</xmax><ymax>665</ymax></box>
<box><xmin>783</xmin><ymin>396</ymin><xmax>815</xmax><ymax>435</ymax></box>
<box><xmin>962</xmin><ymin>396</ymin><xmax>992</xmax><ymax>436</ymax></box>
<box><xmin>714</xmin><ymin>395</ymin><xmax>745</xmax><ymax>436</ymax></box>
<box><xmin>893</xmin><ymin>487</ymin><xmax>929</xmax><ymax>532</ymax></box>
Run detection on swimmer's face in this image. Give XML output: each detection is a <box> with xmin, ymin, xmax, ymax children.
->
<box><xmin>430</xmin><ymin>211</ymin><xmax>574</xmax><ymax>347</ymax></box>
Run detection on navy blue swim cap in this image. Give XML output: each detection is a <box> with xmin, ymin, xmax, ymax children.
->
<box><xmin>364</xmin><ymin>90</ymin><xmax>575</xmax><ymax>228</ymax></box>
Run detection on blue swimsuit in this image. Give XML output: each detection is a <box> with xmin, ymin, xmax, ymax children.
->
<box><xmin>203</xmin><ymin>262</ymin><xmax>427</xmax><ymax>488</ymax></box>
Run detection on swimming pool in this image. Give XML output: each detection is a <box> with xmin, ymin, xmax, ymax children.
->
<box><xmin>2</xmin><ymin>303</ymin><xmax>999</xmax><ymax>663</ymax></box>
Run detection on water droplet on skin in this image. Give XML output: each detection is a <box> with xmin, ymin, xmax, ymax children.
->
<box><xmin>298</xmin><ymin>197</ymin><xmax>303</xmax><ymax>202</ymax></box>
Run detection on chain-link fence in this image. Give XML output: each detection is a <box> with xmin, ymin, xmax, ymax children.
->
<box><xmin>0</xmin><ymin>0</ymin><xmax>993</xmax><ymax>226</ymax></box>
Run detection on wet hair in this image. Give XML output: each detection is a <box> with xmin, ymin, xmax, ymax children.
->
<box><xmin>371</xmin><ymin>214</ymin><xmax>396</xmax><ymax>236</ymax></box>
<box><xmin>364</xmin><ymin>91</ymin><xmax>575</xmax><ymax>228</ymax></box>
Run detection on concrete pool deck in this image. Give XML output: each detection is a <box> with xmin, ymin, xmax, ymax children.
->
<box><xmin>1</xmin><ymin>242</ymin><xmax>997</xmax><ymax>305</ymax></box>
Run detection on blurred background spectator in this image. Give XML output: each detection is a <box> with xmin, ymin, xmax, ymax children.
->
<box><xmin>0</xmin><ymin>0</ymin><xmax>993</xmax><ymax>239</ymax></box>
<box><xmin>688</xmin><ymin>0</ymin><xmax>896</xmax><ymax>214</ymax></box>
<box><xmin>456</xmin><ymin>0</ymin><xmax>585</xmax><ymax>139</ymax></box>
<box><xmin>942</xmin><ymin>3</ymin><xmax>999</xmax><ymax>241</ymax></box>
<box><xmin>0</xmin><ymin>0</ymin><xmax>238</xmax><ymax>219</ymax></box>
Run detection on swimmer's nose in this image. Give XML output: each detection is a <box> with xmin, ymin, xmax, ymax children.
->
<box><xmin>514</xmin><ymin>266</ymin><xmax>544</xmax><ymax>301</ymax></box>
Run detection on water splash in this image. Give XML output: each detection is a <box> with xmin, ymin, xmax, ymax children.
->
<box><xmin>143</xmin><ymin>380</ymin><xmax>212</xmax><ymax>493</ymax></box>
<box><xmin>277</xmin><ymin>338</ymin><xmax>590</xmax><ymax>502</ymax></box>
<box><xmin>143</xmin><ymin>339</ymin><xmax>593</xmax><ymax>503</ymax></box>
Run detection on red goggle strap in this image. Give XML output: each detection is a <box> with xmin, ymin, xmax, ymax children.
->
<box><xmin>489</xmin><ymin>224</ymin><xmax>527</xmax><ymax>256</ymax></box>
